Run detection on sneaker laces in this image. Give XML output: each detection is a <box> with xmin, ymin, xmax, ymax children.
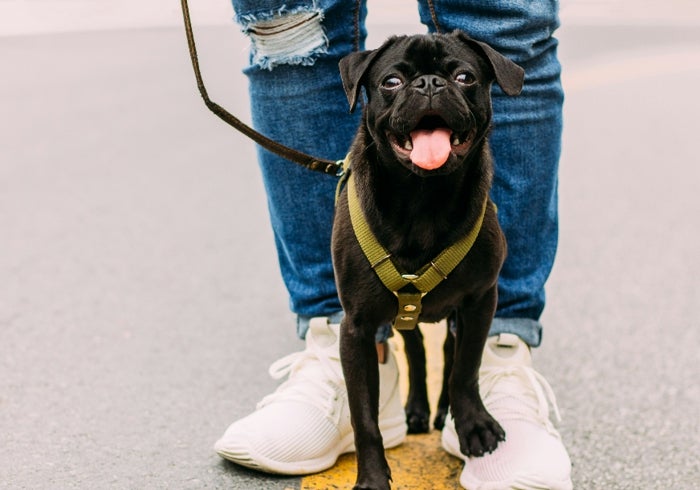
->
<box><xmin>479</xmin><ymin>365</ymin><xmax>562</xmax><ymax>437</ymax></box>
<box><xmin>257</xmin><ymin>327</ymin><xmax>345</xmax><ymax>413</ymax></box>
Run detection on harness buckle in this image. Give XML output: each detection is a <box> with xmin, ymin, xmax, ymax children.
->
<box><xmin>393</xmin><ymin>291</ymin><xmax>423</xmax><ymax>330</ymax></box>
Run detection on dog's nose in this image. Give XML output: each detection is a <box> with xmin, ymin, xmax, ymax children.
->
<box><xmin>412</xmin><ymin>75</ymin><xmax>447</xmax><ymax>96</ymax></box>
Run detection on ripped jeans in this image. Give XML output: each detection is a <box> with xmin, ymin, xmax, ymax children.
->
<box><xmin>230</xmin><ymin>0</ymin><xmax>563</xmax><ymax>347</ymax></box>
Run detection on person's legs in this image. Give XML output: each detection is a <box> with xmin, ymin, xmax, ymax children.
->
<box><xmin>417</xmin><ymin>1</ymin><xmax>572</xmax><ymax>488</ymax></box>
<box><xmin>215</xmin><ymin>0</ymin><xmax>406</xmax><ymax>473</ymax></box>
<box><xmin>418</xmin><ymin>0</ymin><xmax>563</xmax><ymax>347</ymax></box>
<box><xmin>234</xmin><ymin>0</ymin><xmax>364</xmax><ymax>338</ymax></box>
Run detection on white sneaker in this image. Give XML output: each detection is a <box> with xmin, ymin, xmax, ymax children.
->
<box><xmin>442</xmin><ymin>334</ymin><xmax>573</xmax><ymax>490</ymax></box>
<box><xmin>215</xmin><ymin>317</ymin><xmax>407</xmax><ymax>475</ymax></box>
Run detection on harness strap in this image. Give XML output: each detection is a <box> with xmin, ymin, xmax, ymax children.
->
<box><xmin>347</xmin><ymin>173</ymin><xmax>489</xmax><ymax>330</ymax></box>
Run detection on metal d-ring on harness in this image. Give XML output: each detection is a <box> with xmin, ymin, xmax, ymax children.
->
<box><xmin>180</xmin><ymin>0</ymin><xmax>480</xmax><ymax>331</ymax></box>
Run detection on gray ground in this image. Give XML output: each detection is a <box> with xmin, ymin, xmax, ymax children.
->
<box><xmin>1</xmin><ymin>16</ymin><xmax>699</xmax><ymax>490</ymax></box>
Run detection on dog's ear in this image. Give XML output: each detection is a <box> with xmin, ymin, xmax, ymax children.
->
<box><xmin>455</xmin><ymin>31</ymin><xmax>525</xmax><ymax>96</ymax></box>
<box><xmin>339</xmin><ymin>39</ymin><xmax>397</xmax><ymax>112</ymax></box>
<box><xmin>338</xmin><ymin>49</ymin><xmax>382</xmax><ymax>113</ymax></box>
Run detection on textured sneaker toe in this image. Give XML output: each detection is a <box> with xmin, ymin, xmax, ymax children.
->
<box><xmin>215</xmin><ymin>401</ymin><xmax>349</xmax><ymax>474</ymax></box>
<box><xmin>460</xmin><ymin>420</ymin><xmax>572</xmax><ymax>490</ymax></box>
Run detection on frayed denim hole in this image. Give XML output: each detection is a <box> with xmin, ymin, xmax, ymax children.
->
<box><xmin>242</xmin><ymin>9</ymin><xmax>329</xmax><ymax>70</ymax></box>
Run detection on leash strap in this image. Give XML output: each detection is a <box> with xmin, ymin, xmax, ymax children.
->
<box><xmin>180</xmin><ymin>0</ymin><xmax>343</xmax><ymax>177</ymax></box>
<box><xmin>347</xmin><ymin>173</ymin><xmax>489</xmax><ymax>330</ymax></box>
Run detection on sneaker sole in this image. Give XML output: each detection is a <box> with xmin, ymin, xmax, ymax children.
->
<box><xmin>217</xmin><ymin>414</ymin><xmax>407</xmax><ymax>476</ymax></box>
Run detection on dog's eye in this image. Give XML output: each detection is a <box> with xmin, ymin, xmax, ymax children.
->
<box><xmin>455</xmin><ymin>72</ymin><xmax>477</xmax><ymax>86</ymax></box>
<box><xmin>382</xmin><ymin>76</ymin><xmax>403</xmax><ymax>90</ymax></box>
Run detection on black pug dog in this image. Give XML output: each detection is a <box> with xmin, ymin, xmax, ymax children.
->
<box><xmin>331</xmin><ymin>31</ymin><xmax>524</xmax><ymax>489</ymax></box>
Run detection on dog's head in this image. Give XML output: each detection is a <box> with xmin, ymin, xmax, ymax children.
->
<box><xmin>339</xmin><ymin>32</ymin><xmax>524</xmax><ymax>176</ymax></box>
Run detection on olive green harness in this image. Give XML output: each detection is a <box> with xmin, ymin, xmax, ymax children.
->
<box><xmin>341</xmin><ymin>158</ymin><xmax>489</xmax><ymax>330</ymax></box>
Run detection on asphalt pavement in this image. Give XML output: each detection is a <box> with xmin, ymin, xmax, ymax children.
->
<box><xmin>1</xmin><ymin>12</ymin><xmax>699</xmax><ymax>490</ymax></box>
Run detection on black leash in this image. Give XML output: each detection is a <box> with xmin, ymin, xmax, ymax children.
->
<box><xmin>179</xmin><ymin>0</ymin><xmax>344</xmax><ymax>177</ymax></box>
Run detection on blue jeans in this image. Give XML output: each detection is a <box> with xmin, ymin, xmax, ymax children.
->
<box><xmin>230</xmin><ymin>0</ymin><xmax>563</xmax><ymax>347</ymax></box>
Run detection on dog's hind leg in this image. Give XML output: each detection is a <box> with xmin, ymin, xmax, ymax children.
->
<box><xmin>434</xmin><ymin>315</ymin><xmax>455</xmax><ymax>430</ymax></box>
<box><xmin>398</xmin><ymin>327</ymin><xmax>431</xmax><ymax>433</ymax></box>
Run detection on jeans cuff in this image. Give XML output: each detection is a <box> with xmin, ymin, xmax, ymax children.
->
<box><xmin>297</xmin><ymin>311</ymin><xmax>345</xmax><ymax>339</ymax></box>
<box><xmin>489</xmin><ymin>317</ymin><xmax>543</xmax><ymax>347</ymax></box>
<box><xmin>297</xmin><ymin>311</ymin><xmax>392</xmax><ymax>343</ymax></box>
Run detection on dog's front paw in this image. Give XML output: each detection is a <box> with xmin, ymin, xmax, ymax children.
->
<box><xmin>353</xmin><ymin>457</ymin><xmax>392</xmax><ymax>490</ymax></box>
<box><xmin>353</xmin><ymin>474</ymin><xmax>391</xmax><ymax>490</ymax></box>
<box><xmin>455</xmin><ymin>411</ymin><xmax>505</xmax><ymax>457</ymax></box>
<box><xmin>353</xmin><ymin>484</ymin><xmax>390</xmax><ymax>490</ymax></box>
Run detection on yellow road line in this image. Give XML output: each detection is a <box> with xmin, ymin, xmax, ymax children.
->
<box><xmin>300</xmin><ymin>432</ymin><xmax>463</xmax><ymax>489</ymax></box>
<box><xmin>301</xmin><ymin>322</ymin><xmax>463</xmax><ymax>489</ymax></box>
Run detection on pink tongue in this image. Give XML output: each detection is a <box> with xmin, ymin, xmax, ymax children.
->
<box><xmin>409</xmin><ymin>128</ymin><xmax>452</xmax><ymax>170</ymax></box>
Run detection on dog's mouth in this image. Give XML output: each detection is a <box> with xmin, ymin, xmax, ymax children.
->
<box><xmin>389</xmin><ymin>115</ymin><xmax>473</xmax><ymax>171</ymax></box>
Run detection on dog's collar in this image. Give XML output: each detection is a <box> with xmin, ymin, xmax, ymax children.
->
<box><xmin>346</xmin><ymin>168</ymin><xmax>490</xmax><ymax>330</ymax></box>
